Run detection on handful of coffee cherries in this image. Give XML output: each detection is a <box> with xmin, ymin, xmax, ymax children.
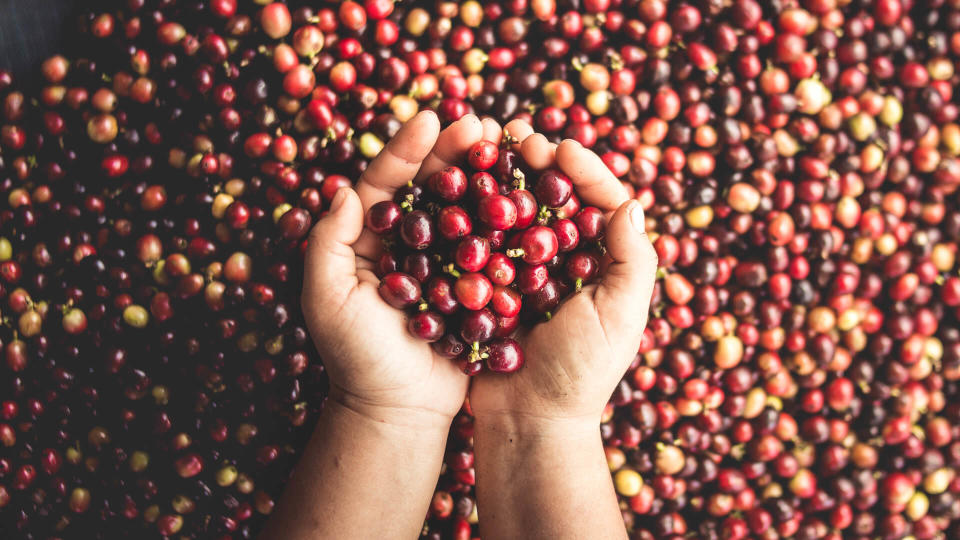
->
<box><xmin>367</xmin><ymin>138</ymin><xmax>607</xmax><ymax>375</ymax></box>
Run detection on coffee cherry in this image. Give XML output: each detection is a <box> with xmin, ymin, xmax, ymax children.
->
<box><xmin>378</xmin><ymin>272</ymin><xmax>421</xmax><ymax>309</ymax></box>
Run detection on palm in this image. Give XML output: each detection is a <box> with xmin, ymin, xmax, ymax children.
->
<box><xmin>322</xmin><ymin>266</ymin><xmax>468</xmax><ymax>418</ymax></box>
<box><xmin>467</xmin><ymin>119</ymin><xmax>653</xmax><ymax>425</ymax></box>
<box><xmin>470</xmin><ymin>285</ymin><xmax>631</xmax><ymax>421</ymax></box>
<box><xmin>302</xmin><ymin>112</ymin><xmax>502</xmax><ymax>421</ymax></box>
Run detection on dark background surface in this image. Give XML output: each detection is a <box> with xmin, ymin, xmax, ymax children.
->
<box><xmin>0</xmin><ymin>0</ymin><xmax>79</xmax><ymax>82</ymax></box>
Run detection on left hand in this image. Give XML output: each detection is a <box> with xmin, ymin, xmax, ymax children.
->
<box><xmin>301</xmin><ymin>111</ymin><xmax>502</xmax><ymax>428</ymax></box>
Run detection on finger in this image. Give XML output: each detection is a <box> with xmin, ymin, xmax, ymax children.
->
<box><xmin>415</xmin><ymin>114</ymin><xmax>484</xmax><ymax>182</ymax></box>
<box><xmin>555</xmin><ymin>139</ymin><xmax>630</xmax><ymax>212</ymax></box>
<box><xmin>519</xmin><ymin>133</ymin><xmax>557</xmax><ymax>170</ymax></box>
<box><xmin>356</xmin><ymin>110</ymin><xmax>440</xmax><ymax>210</ymax></box>
<box><xmin>481</xmin><ymin>117</ymin><xmax>502</xmax><ymax>143</ymax></box>
<box><xmin>302</xmin><ymin>188</ymin><xmax>364</xmax><ymax>321</ymax></box>
<box><xmin>504</xmin><ymin>118</ymin><xmax>533</xmax><ymax>150</ymax></box>
<box><xmin>593</xmin><ymin>201</ymin><xmax>658</xmax><ymax>355</ymax></box>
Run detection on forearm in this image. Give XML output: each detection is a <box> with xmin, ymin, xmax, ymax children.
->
<box><xmin>262</xmin><ymin>396</ymin><xmax>450</xmax><ymax>539</ymax></box>
<box><xmin>474</xmin><ymin>415</ymin><xmax>627</xmax><ymax>540</ymax></box>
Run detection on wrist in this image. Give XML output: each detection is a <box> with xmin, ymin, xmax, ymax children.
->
<box><xmin>473</xmin><ymin>410</ymin><xmax>600</xmax><ymax>442</ymax></box>
<box><xmin>327</xmin><ymin>385</ymin><xmax>456</xmax><ymax>434</ymax></box>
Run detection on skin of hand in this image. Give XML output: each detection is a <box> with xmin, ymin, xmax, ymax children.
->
<box><xmin>262</xmin><ymin>111</ymin><xmax>502</xmax><ymax>540</ymax></box>
<box><xmin>470</xmin><ymin>120</ymin><xmax>658</xmax><ymax>540</ymax></box>
<box><xmin>302</xmin><ymin>110</ymin><xmax>501</xmax><ymax>426</ymax></box>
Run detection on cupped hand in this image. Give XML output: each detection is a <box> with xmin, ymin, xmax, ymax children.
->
<box><xmin>302</xmin><ymin>111</ymin><xmax>502</xmax><ymax>428</ymax></box>
<box><xmin>470</xmin><ymin>120</ymin><xmax>658</xmax><ymax>432</ymax></box>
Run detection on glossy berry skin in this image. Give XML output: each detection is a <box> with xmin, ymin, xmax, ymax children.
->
<box><xmin>490</xmin><ymin>286</ymin><xmax>522</xmax><ymax>317</ymax></box>
<box><xmin>515</xmin><ymin>226</ymin><xmax>559</xmax><ymax>265</ymax></box>
<box><xmin>437</xmin><ymin>206</ymin><xmax>473</xmax><ymax>240</ymax></box>
<box><xmin>529</xmin><ymin>278</ymin><xmax>562</xmax><ymax>313</ymax></box>
<box><xmin>455</xmin><ymin>236</ymin><xmax>491</xmax><ymax>272</ymax></box>
<box><xmin>534</xmin><ymin>169</ymin><xmax>574</xmax><ymax>207</ymax></box>
<box><xmin>486</xmin><ymin>338</ymin><xmax>524</xmax><ymax>373</ymax></box>
<box><xmin>402</xmin><ymin>253</ymin><xmax>434</xmax><ymax>283</ymax></box>
<box><xmin>426</xmin><ymin>276</ymin><xmax>460</xmax><ymax>315</ymax></box>
<box><xmin>460</xmin><ymin>308</ymin><xmax>497</xmax><ymax>343</ymax></box>
<box><xmin>366</xmin><ymin>201</ymin><xmax>403</xmax><ymax>234</ymax></box>
<box><xmin>485</xmin><ymin>253</ymin><xmax>516</xmax><ymax>286</ymax></box>
<box><xmin>566</xmin><ymin>252</ymin><xmax>599</xmax><ymax>288</ymax></box>
<box><xmin>454</xmin><ymin>273</ymin><xmax>494</xmax><ymax>310</ymax></box>
<box><xmin>429</xmin><ymin>166</ymin><xmax>468</xmax><ymax>201</ymax></box>
<box><xmin>469</xmin><ymin>172</ymin><xmax>499</xmax><ymax>200</ymax></box>
<box><xmin>477</xmin><ymin>195</ymin><xmax>518</xmax><ymax>230</ymax></box>
<box><xmin>408</xmin><ymin>311</ymin><xmax>445</xmax><ymax>341</ymax></box>
<box><xmin>432</xmin><ymin>334</ymin><xmax>465</xmax><ymax>358</ymax></box>
<box><xmin>507</xmin><ymin>189</ymin><xmax>538</xmax><ymax>229</ymax></box>
<box><xmin>400</xmin><ymin>210</ymin><xmax>434</xmax><ymax>249</ymax></box>
<box><xmin>552</xmin><ymin>219</ymin><xmax>580</xmax><ymax>252</ymax></box>
<box><xmin>378</xmin><ymin>272</ymin><xmax>421</xmax><ymax>309</ymax></box>
<box><xmin>573</xmin><ymin>206</ymin><xmax>604</xmax><ymax>241</ymax></box>
<box><xmin>516</xmin><ymin>263</ymin><xmax>549</xmax><ymax>294</ymax></box>
<box><xmin>467</xmin><ymin>140</ymin><xmax>499</xmax><ymax>170</ymax></box>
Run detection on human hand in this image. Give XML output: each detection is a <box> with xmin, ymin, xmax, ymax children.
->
<box><xmin>470</xmin><ymin>120</ymin><xmax>658</xmax><ymax>436</ymax></box>
<box><xmin>301</xmin><ymin>111</ymin><xmax>502</xmax><ymax>430</ymax></box>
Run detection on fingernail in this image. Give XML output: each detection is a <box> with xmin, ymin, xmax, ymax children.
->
<box><xmin>628</xmin><ymin>201</ymin><xmax>645</xmax><ymax>233</ymax></box>
<box><xmin>331</xmin><ymin>188</ymin><xmax>348</xmax><ymax>213</ymax></box>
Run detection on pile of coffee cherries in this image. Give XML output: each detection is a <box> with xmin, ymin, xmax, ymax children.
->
<box><xmin>370</xmin><ymin>139</ymin><xmax>606</xmax><ymax>374</ymax></box>
<box><xmin>0</xmin><ymin>0</ymin><xmax>960</xmax><ymax>539</ymax></box>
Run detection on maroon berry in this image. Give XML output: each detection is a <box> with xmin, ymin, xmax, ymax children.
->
<box><xmin>454</xmin><ymin>273</ymin><xmax>494</xmax><ymax>310</ymax></box>
<box><xmin>467</xmin><ymin>140</ymin><xmax>499</xmax><ymax>170</ymax></box>
<box><xmin>438</xmin><ymin>205</ymin><xmax>473</xmax><ymax>240</ymax></box>
<box><xmin>432</xmin><ymin>334</ymin><xmax>465</xmax><ymax>358</ymax></box>
<box><xmin>516</xmin><ymin>263</ymin><xmax>548</xmax><ymax>294</ymax></box>
<box><xmin>552</xmin><ymin>218</ymin><xmax>580</xmax><ymax>252</ymax></box>
<box><xmin>426</xmin><ymin>276</ymin><xmax>460</xmax><ymax>315</ymax></box>
<box><xmin>408</xmin><ymin>311</ymin><xmax>445</xmax><ymax>341</ymax></box>
<box><xmin>573</xmin><ymin>206</ymin><xmax>604</xmax><ymax>241</ymax></box>
<box><xmin>534</xmin><ymin>169</ymin><xmax>573</xmax><ymax>207</ymax></box>
<box><xmin>477</xmin><ymin>195</ymin><xmax>518</xmax><ymax>230</ymax></box>
<box><xmin>402</xmin><ymin>253</ymin><xmax>434</xmax><ymax>283</ymax></box>
<box><xmin>429</xmin><ymin>166</ymin><xmax>468</xmax><ymax>201</ymax></box>
<box><xmin>484</xmin><ymin>253</ymin><xmax>516</xmax><ymax>286</ymax></box>
<box><xmin>486</xmin><ymin>338</ymin><xmax>524</xmax><ymax>373</ymax></box>
<box><xmin>511</xmin><ymin>226</ymin><xmax>559</xmax><ymax>265</ymax></box>
<box><xmin>460</xmin><ymin>308</ymin><xmax>497</xmax><ymax>343</ymax></box>
<box><xmin>566</xmin><ymin>252</ymin><xmax>600</xmax><ymax>290</ymax></box>
<box><xmin>528</xmin><ymin>278</ymin><xmax>561</xmax><ymax>313</ymax></box>
<box><xmin>490</xmin><ymin>286</ymin><xmax>522</xmax><ymax>317</ymax></box>
<box><xmin>469</xmin><ymin>171</ymin><xmax>499</xmax><ymax>199</ymax></box>
<box><xmin>366</xmin><ymin>201</ymin><xmax>403</xmax><ymax>234</ymax></box>
<box><xmin>400</xmin><ymin>210</ymin><xmax>435</xmax><ymax>249</ymax></box>
<box><xmin>455</xmin><ymin>235</ymin><xmax>491</xmax><ymax>272</ymax></box>
<box><xmin>507</xmin><ymin>189</ymin><xmax>538</xmax><ymax>229</ymax></box>
<box><xmin>378</xmin><ymin>272</ymin><xmax>422</xmax><ymax>309</ymax></box>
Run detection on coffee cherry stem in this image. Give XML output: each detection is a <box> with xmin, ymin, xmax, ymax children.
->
<box><xmin>505</xmin><ymin>248</ymin><xmax>524</xmax><ymax>258</ymax></box>
<box><xmin>417</xmin><ymin>301</ymin><xmax>428</xmax><ymax>312</ymax></box>
<box><xmin>467</xmin><ymin>341</ymin><xmax>487</xmax><ymax>363</ymax></box>
<box><xmin>511</xmin><ymin>168</ymin><xmax>525</xmax><ymax>191</ymax></box>
<box><xmin>399</xmin><ymin>193</ymin><xmax>416</xmax><ymax>213</ymax></box>
<box><xmin>536</xmin><ymin>205</ymin><xmax>552</xmax><ymax>224</ymax></box>
<box><xmin>442</xmin><ymin>264</ymin><xmax>461</xmax><ymax>278</ymax></box>
<box><xmin>574</xmin><ymin>278</ymin><xmax>583</xmax><ymax>292</ymax></box>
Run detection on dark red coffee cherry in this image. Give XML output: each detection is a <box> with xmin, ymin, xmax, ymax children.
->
<box><xmin>378</xmin><ymin>272</ymin><xmax>421</xmax><ymax>309</ymax></box>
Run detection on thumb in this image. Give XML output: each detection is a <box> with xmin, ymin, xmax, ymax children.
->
<box><xmin>593</xmin><ymin>200</ymin><xmax>658</xmax><ymax>351</ymax></box>
<box><xmin>302</xmin><ymin>187</ymin><xmax>364</xmax><ymax>321</ymax></box>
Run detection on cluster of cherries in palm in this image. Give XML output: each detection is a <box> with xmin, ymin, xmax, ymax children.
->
<box><xmin>368</xmin><ymin>139</ymin><xmax>605</xmax><ymax>375</ymax></box>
